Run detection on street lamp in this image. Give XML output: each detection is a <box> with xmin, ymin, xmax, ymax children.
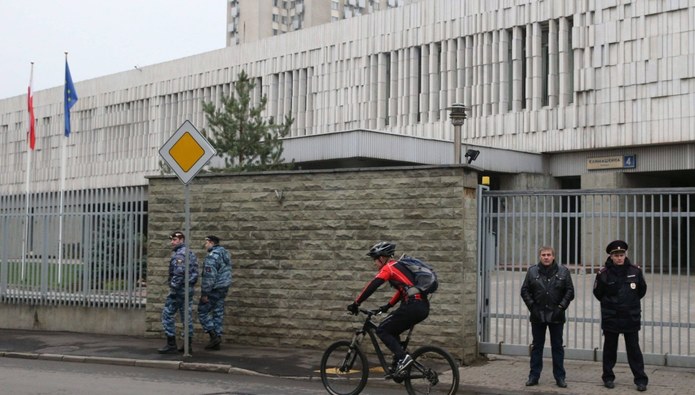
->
<box><xmin>447</xmin><ymin>103</ymin><xmax>468</xmax><ymax>164</ymax></box>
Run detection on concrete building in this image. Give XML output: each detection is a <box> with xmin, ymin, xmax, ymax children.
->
<box><xmin>2</xmin><ymin>0</ymin><xmax>695</xmax><ymax>196</ymax></box>
<box><xmin>227</xmin><ymin>0</ymin><xmax>420</xmax><ymax>46</ymax></box>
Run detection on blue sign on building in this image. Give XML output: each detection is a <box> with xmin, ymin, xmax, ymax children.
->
<box><xmin>623</xmin><ymin>155</ymin><xmax>636</xmax><ymax>169</ymax></box>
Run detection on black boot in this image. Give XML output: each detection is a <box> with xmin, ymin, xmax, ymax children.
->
<box><xmin>157</xmin><ymin>336</ymin><xmax>177</xmax><ymax>354</ymax></box>
<box><xmin>204</xmin><ymin>332</ymin><xmax>221</xmax><ymax>350</ymax></box>
<box><xmin>178</xmin><ymin>338</ymin><xmax>193</xmax><ymax>354</ymax></box>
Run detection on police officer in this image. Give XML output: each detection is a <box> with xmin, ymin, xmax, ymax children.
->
<box><xmin>198</xmin><ymin>235</ymin><xmax>232</xmax><ymax>350</ymax></box>
<box><xmin>520</xmin><ymin>246</ymin><xmax>574</xmax><ymax>388</ymax></box>
<box><xmin>593</xmin><ymin>240</ymin><xmax>648</xmax><ymax>391</ymax></box>
<box><xmin>158</xmin><ymin>231</ymin><xmax>199</xmax><ymax>354</ymax></box>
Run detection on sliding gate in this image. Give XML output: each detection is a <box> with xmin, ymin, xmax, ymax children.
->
<box><xmin>477</xmin><ymin>187</ymin><xmax>695</xmax><ymax>367</ymax></box>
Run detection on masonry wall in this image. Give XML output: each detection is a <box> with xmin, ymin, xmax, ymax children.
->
<box><xmin>146</xmin><ymin>166</ymin><xmax>480</xmax><ymax>363</ymax></box>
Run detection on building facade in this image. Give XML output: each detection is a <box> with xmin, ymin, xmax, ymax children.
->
<box><xmin>2</xmin><ymin>0</ymin><xmax>695</xmax><ymax>196</ymax></box>
<box><xmin>226</xmin><ymin>0</ymin><xmax>420</xmax><ymax>46</ymax></box>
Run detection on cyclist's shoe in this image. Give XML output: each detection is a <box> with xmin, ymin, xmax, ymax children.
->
<box><xmin>394</xmin><ymin>354</ymin><xmax>413</xmax><ymax>374</ymax></box>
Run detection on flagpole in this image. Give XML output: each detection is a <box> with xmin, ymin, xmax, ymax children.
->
<box><xmin>59</xmin><ymin>52</ymin><xmax>78</xmax><ymax>285</ymax></box>
<box><xmin>22</xmin><ymin>62</ymin><xmax>35</xmax><ymax>281</ymax></box>
<box><xmin>58</xmin><ymin>128</ymin><xmax>66</xmax><ymax>284</ymax></box>
<box><xmin>58</xmin><ymin>52</ymin><xmax>68</xmax><ymax>284</ymax></box>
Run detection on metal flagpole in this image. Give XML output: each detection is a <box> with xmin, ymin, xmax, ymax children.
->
<box><xmin>58</xmin><ymin>129</ymin><xmax>66</xmax><ymax>283</ymax></box>
<box><xmin>21</xmin><ymin>62</ymin><xmax>35</xmax><ymax>281</ymax></box>
<box><xmin>58</xmin><ymin>52</ymin><xmax>69</xmax><ymax>284</ymax></box>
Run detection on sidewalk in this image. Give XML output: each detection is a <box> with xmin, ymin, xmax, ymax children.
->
<box><xmin>1</xmin><ymin>328</ymin><xmax>694</xmax><ymax>394</ymax></box>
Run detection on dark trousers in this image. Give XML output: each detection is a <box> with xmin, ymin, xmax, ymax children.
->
<box><xmin>602</xmin><ymin>330</ymin><xmax>648</xmax><ymax>386</ymax></box>
<box><xmin>529</xmin><ymin>322</ymin><xmax>565</xmax><ymax>381</ymax></box>
<box><xmin>376</xmin><ymin>299</ymin><xmax>429</xmax><ymax>360</ymax></box>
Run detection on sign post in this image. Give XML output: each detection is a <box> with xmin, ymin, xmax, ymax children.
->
<box><xmin>159</xmin><ymin>120</ymin><xmax>216</xmax><ymax>357</ymax></box>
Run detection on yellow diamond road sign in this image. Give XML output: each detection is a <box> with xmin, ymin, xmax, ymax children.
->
<box><xmin>159</xmin><ymin>120</ymin><xmax>216</xmax><ymax>184</ymax></box>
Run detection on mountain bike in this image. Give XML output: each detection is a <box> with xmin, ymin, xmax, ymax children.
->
<box><xmin>320</xmin><ymin>307</ymin><xmax>459</xmax><ymax>395</ymax></box>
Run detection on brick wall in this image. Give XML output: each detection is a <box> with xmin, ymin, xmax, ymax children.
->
<box><xmin>146</xmin><ymin>166</ymin><xmax>480</xmax><ymax>363</ymax></box>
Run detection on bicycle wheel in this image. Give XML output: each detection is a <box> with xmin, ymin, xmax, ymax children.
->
<box><xmin>404</xmin><ymin>345</ymin><xmax>460</xmax><ymax>395</ymax></box>
<box><xmin>320</xmin><ymin>340</ymin><xmax>369</xmax><ymax>395</ymax></box>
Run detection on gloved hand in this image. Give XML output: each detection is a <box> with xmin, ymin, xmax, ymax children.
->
<box><xmin>347</xmin><ymin>302</ymin><xmax>359</xmax><ymax>315</ymax></box>
<box><xmin>378</xmin><ymin>304</ymin><xmax>391</xmax><ymax>314</ymax></box>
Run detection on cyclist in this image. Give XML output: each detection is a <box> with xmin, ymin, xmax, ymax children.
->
<box><xmin>347</xmin><ymin>241</ymin><xmax>429</xmax><ymax>375</ymax></box>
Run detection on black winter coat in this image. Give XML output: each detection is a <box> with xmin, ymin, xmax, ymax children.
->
<box><xmin>521</xmin><ymin>261</ymin><xmax>575</xmax><ymax>324</ymax></box>
<box><xmin>593</xmin><ymin>257</ymin><xmax>647</xmax><ymax>333</ymax></box>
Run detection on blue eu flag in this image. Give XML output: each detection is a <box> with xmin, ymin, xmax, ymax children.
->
<box><xmin>64</xmin><ymin>60</ymin><xmax>78</xmax><ymax>137</ymax></box>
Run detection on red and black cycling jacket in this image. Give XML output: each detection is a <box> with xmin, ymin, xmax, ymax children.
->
<box><xmin>354</xmin><ymin>259</ymin><xmax>424</xmax><ymax>306</ymax></box>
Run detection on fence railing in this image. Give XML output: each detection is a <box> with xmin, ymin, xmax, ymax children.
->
<box><xmin>478</xmin><ymin>187</ymin><xmax>695</xmax><ymax>367</ymax></box>
<box><xmin>0</xmin><ymin>187</ymin><xmax>147</xmax><ymax>308</ymax></box>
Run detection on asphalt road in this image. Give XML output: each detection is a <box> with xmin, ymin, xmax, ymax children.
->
<box><xmin>2</xmin><ymin>357</ymin><xmax>480</xmax><ymax>395</ymax></box>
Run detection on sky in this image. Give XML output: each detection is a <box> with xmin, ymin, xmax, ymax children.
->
<box><xmin>0</xmin><ymin>0</ymin><xmax>226</xmax><ymax>100</ymax></box>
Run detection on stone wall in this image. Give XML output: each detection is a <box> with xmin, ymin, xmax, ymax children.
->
<box><xmin>146</xmin><ymin>166</ymin><xmax>480</xmax><ymax>363</ymax></box>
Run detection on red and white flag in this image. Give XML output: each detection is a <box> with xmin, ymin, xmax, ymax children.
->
<box><xmin>27</xmin><ymin>64</ymin><xmax>36</xmax><ymax>150</ymax></box>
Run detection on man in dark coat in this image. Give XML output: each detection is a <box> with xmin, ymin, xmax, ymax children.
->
<box><xmin>593</xmin><ymin>240</ymin><xmax>648</xmax><ymax>392</ymax></box>
<box><xmin>521</xmin><ymin>246</ymin><xmax>575</xmax><ymax>388</ymax></box>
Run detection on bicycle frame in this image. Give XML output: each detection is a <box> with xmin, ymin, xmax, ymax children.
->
<box><xmin>350</xmin><ymin>308</ymin><xmax>414</xmax><ymax>375</ymax></box>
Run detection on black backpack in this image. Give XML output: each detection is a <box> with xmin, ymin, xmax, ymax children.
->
<box><xmin>397</xmin><ymin>255</ymin><xmax>439</xmax><ymax>296</ymax></box>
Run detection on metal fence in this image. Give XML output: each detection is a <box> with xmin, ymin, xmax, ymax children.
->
<box><xmin>477</xmin><ymin>187</ymin><xmax>695</xmax><ymax>368</ymax></box>
<box><xmin>0</xmin><ymin>186</ymin><xmax>147</xmax><ymax>308</ymax></box>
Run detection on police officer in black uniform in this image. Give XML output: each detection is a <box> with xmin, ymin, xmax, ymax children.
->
<box><xmin>593</xmin><ymin>240</ymin><xmax>648</xmax><ymax>392</ymax></box>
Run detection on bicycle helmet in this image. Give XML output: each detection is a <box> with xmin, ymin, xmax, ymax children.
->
<box><xmin>367</xmin><ymin>241</ymin><xmax>396</xmax><ymax>258</ymax></box>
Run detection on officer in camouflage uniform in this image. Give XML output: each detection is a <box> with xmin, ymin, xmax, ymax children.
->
<box><xmin>158</xmin><ymin>231</ymin><xmax>198</xmax><ymax>354</ymax></box>
<box><xmin>198</xmin><ymin>235</ymin><xmax>232</xmax><ymax>350</ymax></box>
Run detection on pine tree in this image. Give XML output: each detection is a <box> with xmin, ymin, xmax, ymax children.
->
<box><xmin>202</xmin><ymin>70</ymin><xmax>294</xmax><ymax>172</ymax></box>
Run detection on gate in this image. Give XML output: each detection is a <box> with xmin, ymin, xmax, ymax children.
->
<box><xmin>477</xmin><ymin>187</ymin><xmax>695</xmax><ymax>367</ymax></box>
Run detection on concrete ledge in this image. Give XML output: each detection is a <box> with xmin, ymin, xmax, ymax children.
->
<box><xmin>134</xmin><ymin>359</ymin><xmax>182</xmax><ymax>369</ymax></box>
<box><xmin>81</xmin><ymin>356</ymin><xmax>137</xmax><ymax>366</ymax></box>
<box><xmin>36</xmin><ymin>353</ymin><xmax>67</xmax><ymax>361</ymax></box>
<box><xmin>2</xmin><ymin>352</ymin><xmax>38</xmax><ymax>359</ymax></box>
<box><xmin>180</xmin><ymin>362</ymin><xmax>231</xmax><ymax>373</ymax></box>
<box><xmin>0</xmin><ymin>304</ymin><xmax>145</xmax><ymax>336</ymax></box>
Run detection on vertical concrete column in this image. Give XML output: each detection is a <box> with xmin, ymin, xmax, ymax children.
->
<box><xmin>420</xmin><ymin>44</ymin><xmax>430</xmax><ymax>125</ymax></box>
<box><xmin>473</xmin><ymin>33</ymin><xmax>482</xmax><ymax>121</ymax></box>
<box><xmin>446</xmin><ymin>39</ymin><xmax>458</xmax><ymax>120</ymax></box>
<box><xmin>377</xmin><ymin>52</ymin><xmax>388</xmax><ymax>129</ymax></box>
<box><xmin>464</xmin><ymin>36</ymin><xmax>473</xmax><ymax>136</ymax></box>
<box><xmin>409</xmin><ymin>46</ymin><xmax>420</xmax><ymax>125</ymax></box>
<box><xmin>399</xmin><ymin>48</ymin><xmax>409</xmax><ymax>127</ymax></box>
<box><xmin>490</xmin><ymin>30</ymin><xmax>500</xmax><ymax>116</ymax></box>
<box><xmin>369</xmin><ymin>54</ymin><xmax>378</xmax><ymax>129</ymax></box>
<box><xmin>525</xmin><ymin>24</ymin><xmax>533</xmax><ymax>110</ymax></box>
<box><xmin>499</xmin><ymin>28</ymin><xmax>510</xmax><ymax>114</ymax></box>
<box><xmin>389</xmin><ymin>50</ymin><xmax>399</xmax><ymax>127</ymax></box>
<box><xmin>456</xmin><ymin>37</ymin><xmax>465</xmax><ymax>104</ymax></box>
<box><xmin>548</xmin><ymin>19</ymin><xmax>559</xmax><ymax>108</ymax></box>
<box><xmin>531</xmin><ymin>22</ymin><xmax>543</xmax><ymax>111</ymax></box>
<box><xmin>512</xmin><ymin>26</ymin><xmax>524</xmax><ymax>112</ymax></box>
<box><xmin>483</xmin><ymin>31</ymin><xmax>492</xmax><ymax>117</ymax></box>
<box><xmin>285</xmin><ymin>71</ymin><xmax>293</xmax><ymax>121</ymax></box>
<box><xmin>297</xmin><ymin>68</ymin><xmax>307</xmax><ymax>136</ymax></box>
<box><xmin>313</xmin><ymin>64</ymin><xmax>325</xmax><ymax>134</ymax></box>
<box><xmin>292</xmin><ymin>69</ymin><xmax>300</xmax><ymax>136</ymax></box>
<box><xmin>305</xmin><ymin>67</ymin><xmax>314</xmax><ymax>133</ymax></box>
<box><xmin>559</xmin><ymin>17</ymin><xmax>572</xmax><ymax>106</ymax></box>
<box><xmin>428</xmin><ymin>42</ymin><xmax>439</xmax><ymax>124</ymax></box>
<box><xmin>276</xmin><ymin>72</ymin><xmax>285</xmax><ymax>122</ymax></box>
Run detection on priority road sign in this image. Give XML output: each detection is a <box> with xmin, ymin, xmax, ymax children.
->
<box><xmin>159</xmin><ymin>120</ymin><xmax>216</xmax><ymax>184</ymax></box>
